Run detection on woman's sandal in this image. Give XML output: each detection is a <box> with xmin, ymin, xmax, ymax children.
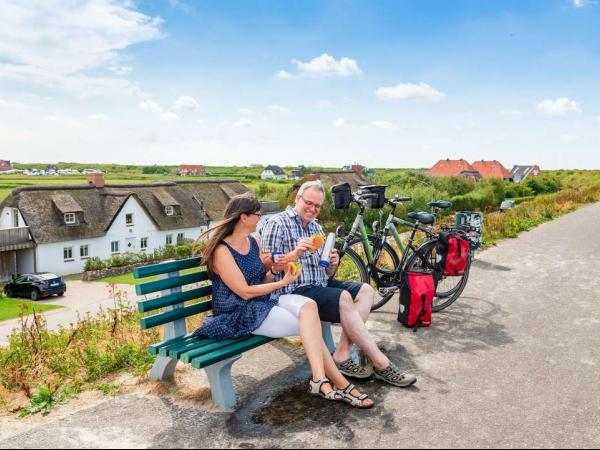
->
<box><xmin>309</xmin><ymin>378</ymin><xmax>339</xmax><ymax>401</ymax></box>
<box><xmin>336</xmin><ymin>383</ymin><xmax>374</xmax><ymax>409</ymax></box>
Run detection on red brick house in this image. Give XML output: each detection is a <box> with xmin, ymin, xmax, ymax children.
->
<box><xmin>471</xmin><ymin>160</ymin><xmax>513</xmax><ymax>181</ymax></box>
<box><xmin>0</xmin><ymin>160</ymin><xmax>13</xmax><ymax>172</ymax></box>
<box><xmin>176</xmin><ymin>165</ymin><xmax>206</xmax><ymax>176</ymax></box>
<box><xmin>428</xmin><ymin>159</ymin><xmax>481</xmax><ymax>181</ymax></box>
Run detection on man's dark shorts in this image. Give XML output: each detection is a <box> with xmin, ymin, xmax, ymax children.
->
<box><xmin>293</xmin><ymin>280</ymin><xmax>364</xmax><ymax>323</ymax></box>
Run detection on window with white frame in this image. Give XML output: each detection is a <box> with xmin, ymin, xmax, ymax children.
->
<box><xmin>165</xmin><ymin>206</ymin><xmax>174</xmax><ymax>216</ymax></box>
<box><xmin>125</xmin><ymin>213</ymin><xmax>134</xmax><ymax>226</ymax></box>
<box><xmin>64</xmin><ymin>213</ymin><xmax>76</xmax><ymax>224</ymax></box>
<box><xmin>80</xmin><ymin>245</ymin><xmax>89</xmax><ymax>258</ymax></box>
<box><xmin>111</xmin><ymin>241</ymin><xmax>120</xmax><ymax>254</ymax></box>
<box><xmin>63</xmin><ymin>247</ymin><xmax>73</xmax><ymax>260</ymax></box>
<box><xmin>166</xmin><ymin>234</ymin><xmax>173</xmax><ymax>245</ymax></box>
<box><xmin>140</xmin><ymin>237</ymin><xmax>148</xmax><ymax>250</ymax></box>
<box><xmin>177</xmin><ymin>232</ymin><xmax>184</xmax><ymax>243</ymax></box>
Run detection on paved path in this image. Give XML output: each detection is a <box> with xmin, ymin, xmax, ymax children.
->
<box><xmin>2</xmin><ymin>203</ymin><xmax>600</xmax><ymax>448</ymax></box>
<box><xmin>0</xmin><ymin>280</ymin><xmax>136</xmax><ymax>346</ymax></box>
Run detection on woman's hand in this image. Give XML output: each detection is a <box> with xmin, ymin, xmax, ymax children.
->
<box><xmin>281</xmin><ymin>265</ymin><xmax>301</xmax><ymax>285</ymax></box>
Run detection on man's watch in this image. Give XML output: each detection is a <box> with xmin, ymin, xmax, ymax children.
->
<box><xmin>270</xmin><ymin>267</ymin><xmax>278</xmax><ymax>276</ymax></box>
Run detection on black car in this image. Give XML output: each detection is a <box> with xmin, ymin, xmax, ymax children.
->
<box><xmin>4</xmin><ymin>273</ymin><xmax>67</xmax><ymax>301</ymax></box>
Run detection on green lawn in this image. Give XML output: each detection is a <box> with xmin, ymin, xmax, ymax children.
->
<box><xmin>0</xmin><ymin>298</ymin><xmax>63</xmax><ymax>322</ymax></box>
<box><xmin>95</xmin><ymin>266</ymin><xmax>203</xmax><ymax>285</ymax></box>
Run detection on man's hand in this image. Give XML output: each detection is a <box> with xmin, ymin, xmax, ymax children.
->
<box><xmin>329</xmin><ymin>249</ymin><xmax>340</xmax><ymax>267</ymax></box>
<box><xmin>294</xmin><ymin>238</ymin><xmax>313</xmax><ymax>258</ymax></box>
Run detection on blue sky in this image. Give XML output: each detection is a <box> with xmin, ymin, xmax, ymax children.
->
<box><xmin>0</xmin><ymin>0</ymin><xmax>599</xmax><ymax>169</ymax></box>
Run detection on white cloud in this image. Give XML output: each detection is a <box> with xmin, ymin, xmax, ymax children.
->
<box><xmin>537</xmin><ymin>97</ymin><xmax>582</xmax><ymax>116</ymax></box>
<box><xmin>108</xmin><ymin>66</ymin><xmax>133</xmax><ymax>76</ymax></box>
<box><xmin>234</xmin><ymin>118</ymin><xmax>253</xmax><ymax>128</ymax></box>
<box><xmin>316</xmin><ymin>100</ymin><xmax>334</xmax><ymax>109</ymax></box>
<box><xmin>267</xmin><ymin>104</ymin><xmax>290</xmax><ymax>113</ymax></box>
<box><xmin>0</xmin><ymin>97</ymin><xmax>30</xmax><ymax>109</ymax></box>
<box><xmin>376</xmin><ymin>82</ymin><xmax>446</xmax><ymax>101</ymax></box>
<box><xmin>292</xmin><ymin>53</ymin><xmax>362</xmax><ymax>78</ymax></box>
<box><xmin>572</xmin><ymin>0</ymin><xmax>594</xmax><ymax>7</ymax></box>
<box><xmin>0</xmin><ymin>0</ymin><xmax>164</xmax><ymax>96</ymax></box>
<box><xmin>174</xmin><ymin>96</ymin><xmax>200</xmax><ymax>111</ymax></box>
<box><xmin>160</xmin><ymin>111</ymin><xmax>180</xmax><ymax>122</ymax></box>
<box><xmin>370</xmin><ymin>120</ymin><xmax>400</xmax><ymax>131</ymax></box>
<box><xmin>239</xmin><ymin>108</ymin><xmax>254</xmax><ymax>115</ymax></box>
<box><xmin>139</xmin><ymin>99</ymin><xmax>162</xmax><ymax>113</ymax></box>
<box><xmin>276</xmin><ymin>70</ymin><xmax>295</xmax><ymax>80</ymax></box>
<box><xmin>90</xmin><ymin>113</ymin><xmax>109</xmax><ymax>120</ymax></box>
<box><xmin>332</xmin><ymin>118</ymin><xmax>347</xmax><ymax>128</ymax></box>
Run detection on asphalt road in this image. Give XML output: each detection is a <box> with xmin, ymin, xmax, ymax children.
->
<box><xmin>2</xmin><ymin>202</ymin><xmax>600</xmax><ymax>448</ymax></box>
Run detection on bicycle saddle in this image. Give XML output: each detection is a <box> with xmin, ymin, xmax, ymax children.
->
<box><xmin>429</xmin><ymin>200</ymin><xmax>452</xmax><ymax>209</ymax></box>
<box><xmin>407</xmin><ymin>211</ymin><xmax>435</xmax><ymax>225</ymax></box>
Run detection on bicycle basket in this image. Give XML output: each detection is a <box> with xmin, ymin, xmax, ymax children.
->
<box><xmin>332</xmin><ymin>182</ymin><xmax>352</xmax><ymax>209</ymax></box>
<box><xmin>359</xmin><ymin>185</ymin><xmax>388</xmax><ymax>209</ymax></box>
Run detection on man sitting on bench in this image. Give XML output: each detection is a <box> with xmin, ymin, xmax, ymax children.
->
<box><xmin>260</xmin><ymin>180</ymin><xmax>417</xmax><ymax>388</ymax></box>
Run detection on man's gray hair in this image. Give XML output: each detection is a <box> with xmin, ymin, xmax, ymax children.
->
<box><xmin>296</xmin><ymin>179</ymin><xmax>325</xmax><ymax>198</ymax></box>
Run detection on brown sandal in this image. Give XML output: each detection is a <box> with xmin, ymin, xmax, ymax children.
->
<box><xmin>336</xmin><ymin>383</ymin><xmax>374</xmax><ymax>409</ymax></box>
<box><xmin>308</xmin><ymin>378</ymin><xmax>339</xmax><ymax>401</ymax></box>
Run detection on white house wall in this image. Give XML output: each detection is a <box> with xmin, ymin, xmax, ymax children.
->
<box><xmin>0</xmin><ymin>207</ymin><xmax>26</xmax><ymax>229</ymax></box>
<box><xmin>34</xmin><ymin>196</ymin><xmax>206</xmax><ymax>276</ymax></box>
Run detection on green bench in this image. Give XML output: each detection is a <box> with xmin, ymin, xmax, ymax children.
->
<box><xmin>134</xmin><ymin>256</ymin><xmax>336</xmax><ymax>410</ymax></box>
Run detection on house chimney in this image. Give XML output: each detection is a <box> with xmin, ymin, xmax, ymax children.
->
<box><xmin>352</xmin><ymin>164</ymin><xmax>363</xmax><ymax>176</ymax></box>
<box><xmin>87</xmin><ymin>173</ymin><xmax>105</xmax><ymax>188</ymax></box>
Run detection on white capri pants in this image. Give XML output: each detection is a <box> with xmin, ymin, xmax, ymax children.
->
<box><xmin>253</xmin><ymin>294</ymin><xmax>315</xmax><ymax>338</ymax></box>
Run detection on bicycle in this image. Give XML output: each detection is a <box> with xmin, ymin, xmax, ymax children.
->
<box><xmin>331</xmin><ymin>186</ymin><xmax>475</xmax><ymax>312</ymax></box>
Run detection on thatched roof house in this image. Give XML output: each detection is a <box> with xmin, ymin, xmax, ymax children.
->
<box><xmin>294</xmin><ymin>171</ymin><xmax>372</xmax><ymax>191</ymax></box>
<box><xmin>0</xmin><ymin>179</ymin><xmax>252</xmax><ymax>245</ymax></box>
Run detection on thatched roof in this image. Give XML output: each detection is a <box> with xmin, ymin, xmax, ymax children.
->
<box><xmin>51</xmin><ymin>194</ymin><xmax>84</xmax><ymax>213</ymax></box>
<box><xmin>1</xmin><ymin>180</ymin><xmax>251</xmax><ymax>245</ymax></box>
<box><xmin>294</xmin><ymin>171</ymin><xmax>372</xmax><ymax>191</ymax></box>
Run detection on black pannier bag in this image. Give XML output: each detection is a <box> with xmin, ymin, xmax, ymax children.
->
<box><xmin>359</xmin><ymin>185</ymin><xmax>388</xmax><ymax>209</ymax></box>
<box><xmin>332</xmin><ymin>183</ymin><xmax>352</xmax><ymax>209</ymax></box>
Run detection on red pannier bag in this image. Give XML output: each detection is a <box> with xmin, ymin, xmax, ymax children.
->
<box><xmin>398</xmin><ymin>271</ymin><xmax>435</xmax><ymax>330</ymax></box>
<box><xmin>436</xmin><ymin>232</ymin><xmax>470</xmax><ymax>276</ymax></box>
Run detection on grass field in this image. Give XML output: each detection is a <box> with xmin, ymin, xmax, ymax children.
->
<box><xmin>0</xmin><ymin>297</ymin><xmax>63</xmax><ymax>322</ymax></box>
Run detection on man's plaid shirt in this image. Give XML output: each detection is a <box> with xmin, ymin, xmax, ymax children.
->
<box><xmin>260</xmin><ymin>206</ymin><xmax>327</xmax><ymax>299</ymax></box>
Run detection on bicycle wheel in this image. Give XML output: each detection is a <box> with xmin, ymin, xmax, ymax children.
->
<box><xmin>404</xmin><ymin>240</ymin><xmax>471</xmax><ymax>312</ymax></box>
<box><xmin>332</xmin><ymin>246</ymin><xmax>369</xmax><ymax>286</ymax></box>
<box><xmin>342</xmin><ymin>237</ymin><xmax>401</xmax><ymax>311</ymax></box>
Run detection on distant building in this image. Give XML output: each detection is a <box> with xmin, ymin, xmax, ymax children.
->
<box><xmin>294</xmin><ymin>171</ymin><xmax>373</xmax><ymax>191</ymax></box>
<box><xmin>471</xmin><ymin>160</ymin><xmax>513</xmax><ymax>181</ymax></box>
<box><xmin>291</xmin><ymin>166</ymin><xmax>306</xmax><ymax>179</ymax></box>
<box><xmin>429</xmin><ymin>159</ymin><xmax>482</xmax><ymax>182</ymax></box>
<box><xmin>0</xmin><ymin>160</ymin><xmax>13</xmax><ymax>172</ymax></box>
<box><xmin>261</xmin><ymin>165</ymin><xmax>287</xmax><ymax>180</ymax></box>
<box><xmin>177</xmin><ymin>165</ymin><xmax>206</xmax><ymax>176</ymax></box>
<box><xmin>511</xmin><ymin>165</ymin><xmax>542</xmax><ymax>183</ymax></box>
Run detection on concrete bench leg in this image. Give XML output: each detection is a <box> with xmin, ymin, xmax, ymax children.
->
<box><xmin>321</xmin><ymin>321</ymin><xmax>336</xmax><ymax>354</ymax></box>
<box><xmin>149</xmin><ymin>356</ymin><xmax>178</xmax><ymax>381</ymax></box>
<box><xmin>204</xmin><ymin>354</ymin><xmax>242</xmax><ymax>411</ymax></box>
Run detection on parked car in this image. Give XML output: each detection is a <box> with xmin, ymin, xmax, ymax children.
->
<box><xmin>4</xmin><ymin>273</ymin><xmax>67</xmax><ymax>301</ymax></box>
<box><xmin>500</xmin><ymin>200</ymin><xmax>516</xmax><ymax>212</ymax></box>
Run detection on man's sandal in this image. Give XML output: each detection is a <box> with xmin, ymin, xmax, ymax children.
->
<box><xmin>308</xmin><ymin>378</ymin><xmax>339</xmax><ymax>401</ymax></box>
<box><xmin>335</xmin><ymin>358</ymin><xmax>374</xmax><ymax>379</ymax></box>
<box><xmin>336</xmin><ymin>383</ymin><xmax>374</xmax><ymax>409</ymax></box>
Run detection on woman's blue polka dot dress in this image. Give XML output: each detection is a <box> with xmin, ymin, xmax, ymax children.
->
<box><xmin>192</xmin><ymin>236</ymin><xmax>277</xmax><ymax>339</ymax></box>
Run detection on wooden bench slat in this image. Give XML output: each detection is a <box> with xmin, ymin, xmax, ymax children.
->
<box><xmin>138</xmin><ymin>286</ymin><xmax>213</xmax><ymax>313</ymax></box>
<box><xmin>133</xmin><ymin>257</ymin><xmax>202</xmax><ymax>279</ymax></box>
<box><xmin>140</xmin><ymin>301</ymin><xmax>211</xmax><ymax>330</ymax></box>
<box><xmin>148</xmin><ymin>332</ymin><xmax>195</xmax><ymax>355</ymax></box>
<box><xmin>180</xmin><ymin>337</ymin><xmax>251</xmax><ymax>364</ymax></box>
<box><xmin>136</xmin><ymin>271</ymin><xmax>210</xmax><ymax>296</ymax></box>
<box><xmin>156</xmin><ymin>335</ymin><xmax>207</xmax><ymax>356</ymax></box>
<box><xmin>191</xmin><ymin>335</ymin><xmax>274</xmax><ymax>369</ymax></box>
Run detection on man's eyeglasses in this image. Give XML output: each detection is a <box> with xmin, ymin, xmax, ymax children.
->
<box><xmin>300</xmin><ymin>195</ymin><xmax>323</xmax><ymax>210</ymax></box>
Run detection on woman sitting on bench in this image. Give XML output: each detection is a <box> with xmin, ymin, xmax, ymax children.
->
<box><xmin>192</xmin><ymin>192</ymin><xmax>373</xmax><ymax>409</ymax></box>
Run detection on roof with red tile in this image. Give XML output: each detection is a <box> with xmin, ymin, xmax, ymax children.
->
<box><xmin>429</xmin><ymin>159</ymin><xmax>479</xmax><ymax>177</ymax></box>
<box><xmin>177</xmin><ymin>165</ymin><xmax>205</xmax><ymax>170</ymax></box>
<box><xmin>471</xmin><ymin>160</ymin><xmax>513</xmax><ymax>179</ymax></box>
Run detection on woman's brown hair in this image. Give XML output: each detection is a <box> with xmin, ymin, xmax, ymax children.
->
<box><xmin>194</xmin><ymin>192</ymin><xmax>262</xmax><ymax>278</ymax></box>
